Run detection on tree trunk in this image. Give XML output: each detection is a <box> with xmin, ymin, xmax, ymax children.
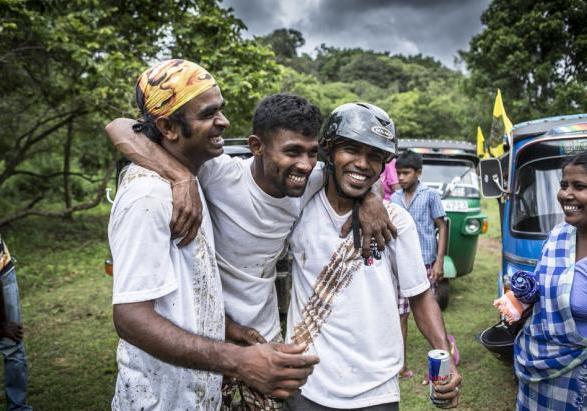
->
<box><xmin>62</xmin><ymin>119</ymin><xmax>74</xmax><ymax>219</ymax></box>
<box><xmin>0</xmin><ymin>159</ymin><xmax>116</xmax><ymax>228</ymax></box>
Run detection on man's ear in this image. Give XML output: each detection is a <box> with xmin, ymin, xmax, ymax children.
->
<box><xmin>155</xmin><ymin>117</ymin><xmax>180</xmax><ymax>142</ymax></box>
<box><xmin>416</xmin><ymin>168</ymin><xmax>423</xmax><ymax>177</ymax></box>
<box><xmin>248</xmin><ymin>134</ymin><xmax>264</xmax><ymax>157</ymax></box>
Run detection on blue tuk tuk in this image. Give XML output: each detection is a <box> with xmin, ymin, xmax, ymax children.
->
<box><xmin>478</xmin><ymin>113</ymin><xmax>587</xmax><ymax>363</ymax></box>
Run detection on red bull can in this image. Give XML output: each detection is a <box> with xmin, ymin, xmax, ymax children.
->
<box><xmin>428</xmin><ymin>349</ymin><xmax>450</xmax><ymax>405</ymax></box>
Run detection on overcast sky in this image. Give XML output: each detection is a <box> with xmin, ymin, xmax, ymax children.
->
<box><xmin>222</xmin><ymin>0</ymin><xmax>491</xmax><ymax>69</ymax></box>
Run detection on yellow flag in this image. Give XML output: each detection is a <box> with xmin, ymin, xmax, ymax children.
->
<box><xmin>476</xmin><ymin>126</ymin><xmax>487</xmax><ymax>158</ymax></box>
<box><xmin>493</xmin><ymin>89</ymin><xmax>513</xmax><ymax>132</ymax></box>
<box><xmin>489</xmin><ymin>89</ymin><xmax>513</xmax><ymax>157</ymax></box>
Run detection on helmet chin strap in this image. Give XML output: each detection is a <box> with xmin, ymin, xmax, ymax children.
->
<box><xmin>325</xmin><ymin>156</ymin><xmax>364</xmax><ymax>252</ymax></box>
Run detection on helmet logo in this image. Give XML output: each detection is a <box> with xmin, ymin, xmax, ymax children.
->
<box><xmin>371</xmin><ymin>125</ymin><xmax>393</xmax><ymax>139</ymax></box>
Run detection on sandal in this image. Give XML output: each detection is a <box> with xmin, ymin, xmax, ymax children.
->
<box><xmin>449</xmin><ymin>335</ymin><xmax>460</xmax><ymax>366</ymax></box>
<box><xmin>421</xmin><ymin>373</ymin><xmax>429</xmax><ymax>385</ymax></box>
<box><xmin>399</xmin><ymin>369</ymin><xmax>414</xmax><ymax>379</ymax></box>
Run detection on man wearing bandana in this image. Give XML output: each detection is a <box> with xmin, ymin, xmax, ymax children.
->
<box><xmin>108</xmin><ymin>60</ymin><xmax>318</xmax><ymax>411</ymax></box>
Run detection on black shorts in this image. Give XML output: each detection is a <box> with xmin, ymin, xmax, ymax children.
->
<box><xmin>285</xmin><ymin>391</ymin><xmax>399</xmax><ymax>411</ymax></box>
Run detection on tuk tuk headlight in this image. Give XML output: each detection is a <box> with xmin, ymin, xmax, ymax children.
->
<box><xmin>464</xmin><ymin>218</ymin><xmax>481</xmax><ymax>234</ymax></box>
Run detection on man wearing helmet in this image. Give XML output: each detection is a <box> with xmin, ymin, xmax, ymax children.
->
<box><xmin>285</xmin><ymin>103</ymin><xmax>462</xmax><ymax>410</ymax></box>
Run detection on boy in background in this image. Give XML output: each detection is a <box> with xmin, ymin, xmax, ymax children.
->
<box><xmin>390</xmin><ymin>150</ymin><xmax>459</xmax><ymax>381</ymax></box>
<box><xmin>286</xmin><ymin>103</ymin><xmax>461</xmax><ymax>409</ymax></box>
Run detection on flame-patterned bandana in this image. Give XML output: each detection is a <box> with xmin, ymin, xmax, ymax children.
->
<box><xmin>135</xmin><ymin>59</ymin><xmax>217</xmax><ymax>118</ymax></box>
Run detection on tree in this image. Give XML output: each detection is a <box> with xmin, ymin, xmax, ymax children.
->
<box><xmin>0</xmin><ymin>0</ymin><xmax>281</xmax><ymax>226</ymax></box>
<box><xmin>279</xmin><ymin>67</ymin><xmax>359</xmax><ymax>116</ymax></box>
<box><xmin>259</xmin><ymin>28</ymin><xmax>305</xmax><ymax>61</ymax></box>
<box><xmin>460</xmin><ymin>0</ymin><xmax>587</xmax><ymax>121</ymax></box>
<box><xmin>276</xmin><ymin>41</ymin><xmax>478</xmax><ymax>140</ymax></box>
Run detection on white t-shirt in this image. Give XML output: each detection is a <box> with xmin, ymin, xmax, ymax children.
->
<box><xmin>198</xmin><ymin>155</ymin><xmax>324</xmax><ymax>341</ymax></box>
<box><xmin>286</xmin><ymin>190</ymin><xmax>430</xmax><ymax>409</ymax></box>
<box><xmin>108</xmin><ymin>164</ymin><xmax>224</xmax><ymax>411</ymax></box>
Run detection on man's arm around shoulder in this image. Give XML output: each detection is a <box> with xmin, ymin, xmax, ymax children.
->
<box><xmin>105</xmin><ymin>118</ymin><xmax>202</xmax><ymax>246</ymax></box>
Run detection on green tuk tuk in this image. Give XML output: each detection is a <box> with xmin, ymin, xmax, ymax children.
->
<box><xmin>399</xmin><ymin>140</ymin><xmax>488</xmax><ymax>309</ymax></box>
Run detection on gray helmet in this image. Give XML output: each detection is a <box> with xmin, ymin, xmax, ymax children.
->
<box><xmin>319</xmin><ymin>102</ymin><xmax>397</xmax><ymax>161</ymax></box>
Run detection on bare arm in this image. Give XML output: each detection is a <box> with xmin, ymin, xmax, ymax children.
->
<box><xmin>105</xmin><ymin>118</ymin><xmax>201</xmax><ymax>246</ymax></box>
<box><xmin>409</xmin><ymin>289</ymin><xmax>450</xmax><ymax>352</ymax></box>
<box><xmin>113</xmin><ymin>301</ymin><xmax>318</xmax><ymax>398</ymax></box>
<box><xmin>431</xmin><ymin>217</ymin><xmax>448</xmax><ymax>283</ymax></box>
<box><xmin>106</xmin><ymin>118</ymin><xmax>191</xmax><ymax>182</ymax></box>
<box><xmin>225</xmin><ymin>314</ymin><xmax>266</xmax><ymax>345</ymax></box>
<box><xmin>409</xmin><ymin>290</ymin><xmax>461</xmax><ymax>405</ymax></box>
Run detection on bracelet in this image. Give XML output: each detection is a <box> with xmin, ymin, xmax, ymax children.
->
<box><xmin>171</xmin><ymin>178</ymin><xmax>197</xmax><ymax>187</ymax></box>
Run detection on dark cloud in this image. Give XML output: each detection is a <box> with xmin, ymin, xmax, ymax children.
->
<box><xmin>223</xmin><ymin>0</ymin><xmax>490</xmax><ymax>68</ymax></box>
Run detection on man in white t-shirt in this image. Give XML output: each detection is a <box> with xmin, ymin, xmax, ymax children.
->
<box><xmin>108</xmin><ymin>60</ymin><xmax>319</xmax><ymax>411</ymax></box>
<box><xmin>285</xmin><ymin>103</ymin><xmax>462</xmax><ymax>410</ymax></box>
<box><xmin>106</xmin><ymin>93</ymin><xmax>395</xmax><ymax>409</ymax></box>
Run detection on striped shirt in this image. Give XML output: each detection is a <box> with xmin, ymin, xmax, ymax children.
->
<box><xmin>390</xmin><ymin>182</ymin><xmax>445</xmax><ymax>264</ymax></box>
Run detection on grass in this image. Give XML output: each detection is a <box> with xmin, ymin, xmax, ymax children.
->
<box><xmin>1</xmin><ymin>204</ymin><xmax>118</xmax><ymax>410</ymax></box>
<box><xmin>481</xmin><ymin>197</ymin><xmax>502</xmax><ymax>240</ymax></box>
<box><xmin>1</xmin><ymin>200</ymin><xmax>517</xmax><ymax>410</ymax></box>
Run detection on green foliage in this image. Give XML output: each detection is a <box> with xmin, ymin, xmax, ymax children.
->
<box><xmin>258</xmin><ymin>28</ymin><xmax>305</xmax><ymax>61</ymax></box>
<box><xmin>378</xmin><ymin>78</ymin><xmax>481</xmax><ymax>140</ymax></box>
<box><xmin>280</xmin><ymin>67</ymin><xmax>360</xmax><ymax>119</ymax></box>
<box><xmin>279</xmin><ymin>47</ymin><xmax>480</xmax><ymax>140</ymax></box>
<box><xmin>0</xmin><ymin>0</ymin><xmax>280</xmax><ymax>226</ymax></box>
<box><xmin>461</xmin><ymin>0</ymin><xmax>587</xmax><ymax>121</ymax></box>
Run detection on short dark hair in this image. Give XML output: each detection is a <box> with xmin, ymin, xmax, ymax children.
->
<box><xmin>134</xmin><ymin>104</ymin><xmax>191</xmax><ymax>144</ymax></box>
<box><xmin>252</xmin><ymin>93</ymin><xmax>322</xmax><ymax>142</ymax></box>
<box><xmin>396</xmin><ymin>150</ymin><xmax>423</xmax><ymax>170</ymax></box>
<box><xmin>562</xmin><ymin>151</ymin><xmax>587</xmax><ymax>173</ymax></box>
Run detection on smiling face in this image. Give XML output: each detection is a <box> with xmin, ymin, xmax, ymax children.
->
<box><xmin>330</xmin><ymin>139</ymin><xmax>387</xmax><ymax>200</ymax></box>
<box><xmin>557</xmin><ymin>164</ymin><xmax>587</xmax><ymax>230</ymax></box>
<box><xmin>175</xmin><ymin>86</ymin><xmax>229</xmax><ymax>162</ymax></box>
<box><xmin>256</xmin><ymin>129</ymin><xmax>319</xmax><ymax>198</ymax></box>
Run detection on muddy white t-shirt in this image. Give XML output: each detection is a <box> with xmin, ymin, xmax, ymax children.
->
<box><xmin>286</xmin><ymin>191</ymin><xmax>429</xmax><ymax>408</ymax></box>
<box><xmin>198</xmin><ymin>155</ymin><xmax>324</xmax><ymax>341</ymax></box>
<box><xmin>109</xmin><ymin>165</ymin><xmax>224</xmax><ymax>410</ymax></box>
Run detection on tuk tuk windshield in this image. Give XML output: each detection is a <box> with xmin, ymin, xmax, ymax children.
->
<box><xmin>511</xmin><ymin>157</ymin><xmax>564</xmax><ymax>237</ymax></box>
<box><xmin>421</xmin><ymin>160</ymin><xmax>479</xmax><ymax>198</ymax></box>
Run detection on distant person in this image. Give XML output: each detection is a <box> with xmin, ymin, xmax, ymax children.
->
<box><xmin>390</xmin><ymin>150</ymin><xmax>459</xmax><ymax>381</ymax></box>
<box><xmin>381</xmin><ymin>158</ymin><xmax>401</xmax><ymax>200</ymax></box>
<box><xmin>0</xmin><ymin>234</ymin><xmax>32</xmax><ymax>410</ymax></box>
<box><xmin>515</xmin><ymin>151</ymin><xmax>587</xmax><ymax>411</ymax></box>
<box><xmin>285</xmin><ymin>103</ymin><xmax>461</xmax><ymax>410</ymax></box>
<box><xmin>108</xmin><ymin>59</ymin><xmax>318</xmax><ymax>410</ymax></box>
